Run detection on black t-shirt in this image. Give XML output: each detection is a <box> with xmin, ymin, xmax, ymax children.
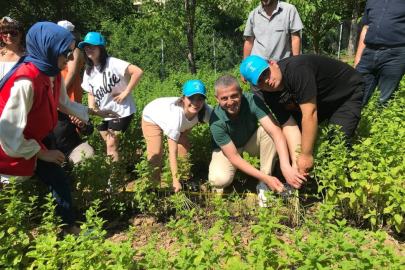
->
<box><xmin>262</xmin><ymin>54</ymin><xmax>365</xmax><ymax>125</ymax></box>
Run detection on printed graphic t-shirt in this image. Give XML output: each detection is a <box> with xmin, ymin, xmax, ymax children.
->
<box><xmin>81</xmin><ymin>57</ymin><xmax>136</xmax><ymax>120</ymax></box>
<box><xmin>143</xmin><ymin>97</ymin><xmax>212</xmax><ymax>142</ymax></box>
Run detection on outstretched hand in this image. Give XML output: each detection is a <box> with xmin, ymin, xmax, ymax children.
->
<box><xmin>297</xmin><ymin>153</ymin><xmax>313</xmax><ymax>176</ymax></box>
<box><xmin>281</xmin><ymin>165</ymin><xmax>307</xmax><ymax>189</ymax></box>
<box><xmin>172</xmin><ymin>179</ymin><xmax>182</xmax><ymax>194</ymax></box>
<box><xmin>263</xmin><ymin>175</ymin><xmax>285</xmax><ymax>193</ymax></box>
<box><xmin>94</xmin><ymin>109</ymin><xmax>120</xmax><ymax>121</ymax></box>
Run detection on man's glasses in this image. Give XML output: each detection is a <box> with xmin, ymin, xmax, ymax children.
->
<box><xmin>61</xmin><ymin>49</ymin><xmax>75</xmax><ymax>58</ymax></box>
<box><xmin>1</xmin><ymin>31</ymin><xmax>19</xmax><ymax>37</ymax></box>
<box><xmin>83</xmin><ymin>44</ymin><xmax>96</xmax><ymax>50</ymax></box>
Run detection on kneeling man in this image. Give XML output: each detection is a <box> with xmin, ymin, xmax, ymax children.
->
<box><xmin>240</xmin><ymin>55</ymin><xmax>365</xmax><ymax>175</ymax></box>
<box><xmin>208</xmin><ymin>75</ymin><xmax>306</xmax><ymax>203</ymax></box>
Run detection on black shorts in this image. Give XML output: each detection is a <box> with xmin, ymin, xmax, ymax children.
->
<box><xmin>97</xmin><ymin>113</ymin><xmax>134</xmax><ymax>132</ymax></box>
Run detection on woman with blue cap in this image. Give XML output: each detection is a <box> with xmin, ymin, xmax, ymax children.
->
<box><xmin>79</xmin><ymin>32</ymin><xmax>143</xmax><ymax>167</ymax></box>
<box><xmin>0</xmin><ymin>22</ymin><xmax>119</xmax><ymax>236</ymax></box>
<box><xmin>142</xmin><ymin>80</ymin><xmax>212</xmax><ymax>193</ymax></box>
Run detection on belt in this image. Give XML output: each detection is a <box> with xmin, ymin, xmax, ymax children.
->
<box><xmin>366</xmin><ymin>43</ymin><xmax>405</xmax><ymax>50</ymax></box>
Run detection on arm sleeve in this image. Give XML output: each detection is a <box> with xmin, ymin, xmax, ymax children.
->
<box><xmin>210</xmin><ymin>122</ymin><xmax>232</xmax><ymax>147</ymax></box>
<box><xmin>81</xmin><ymin>72</ymin><xmax>90</xmax><ymax>92</ymax></box>
<box><xmin>162</xmin><ymin>107</ymin><xmax>182</xmax><ymax>142</ymax></box>
<box><xmin>289</xmin><ymin>6</ymin><xmax>304</xmax><ymax>33</ymax></box>
<box><xmin>111</xmin><ymin>57</ymin><xmax>130</xmax><ymax>77</ymax></box>
<box><xmin>58</xmin><ymin>77</ymin><xmax>89</xmax><ymax>122</ymax></box>
<box><xmin>360</xmin><ymin>3</ymin><xmax>369</xmax><ymax>25</ymax></box>
<box><xmin>243</xmin><ymin>11</ymin><xmax>255</xmax><ymax>37</ymax></box>
<box><xmin>252</xmin><ymin>94</ymin><xmax>271</xmax><ymax>120</ymax></box>
<box><xmin>289</xmin><ymin>65</ymin><xmax>317</xmax><ymax>104</ymax></box>
<box><xmin>0</xmin><ymin>78</ymin><xmax>41</xmax><ymax>159</ymax></box>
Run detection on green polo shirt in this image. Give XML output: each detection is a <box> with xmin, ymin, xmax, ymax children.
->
<box><xmin>209</xmin><ymin>93</ymin><xmax>270</xmax><ymax>149</ymax></box>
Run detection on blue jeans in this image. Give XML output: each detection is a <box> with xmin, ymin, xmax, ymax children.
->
<box><xmin>356</xmin><ymin>46</ymin><xmax>405</xmax><ymax>106</ymax></box>
<box><xmin>34</xmin><ymin>159</ymin><xmax>75</xmax><ymax>228</ymax></box>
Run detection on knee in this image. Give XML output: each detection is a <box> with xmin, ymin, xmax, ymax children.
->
<box><xmin>209</xmin><ymin>171</ymin><xmax>234</xmax><ymax>189</ymax></box>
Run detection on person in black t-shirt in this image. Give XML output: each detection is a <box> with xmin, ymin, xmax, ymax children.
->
<box><xmin>240</xmin><ymin>54</ymin><xmax>365</xmax><ymax>176</ymax></box>
<box><xmin>42</xmin><ymin>111</ymin><xmax>95</xmax><ymax>165</ymax></box>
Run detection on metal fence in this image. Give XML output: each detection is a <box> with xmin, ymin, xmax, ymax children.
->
<box><xmin>157</xmin><ymin>20</ymin><xmax>358</xmax><ymax>80</ymax></box>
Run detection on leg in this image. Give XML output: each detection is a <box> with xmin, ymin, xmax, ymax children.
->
<box><xmin>375</xmin><ymin>47</ymin><xmax>405</xmax><ymax>105</ymax></box>
<box><xmin>142</xmin><ymin>119</ymin><xmax>164</xmax><ymax>181</ymax></box>
<box><xmin>67</xmin><ymin>143</ymin><xmax>94</xmax><ymax>165</ymax></box>
<box><xmin>99</xmin><ymin>130</ymin><xmax>120</xmax><ymax>162</ymax></box>
<box><xmin>208</xmin><ymin>148</ymin><xmax>237</xmax><ymax>189</ymax></box>
<box><xmin>243</xmin><ymin>126</ymin><xmax>277</xmax><ymax>175</ymax></box>
<box><xmin>34</xmin><ymin>159</ymin><xmax>75</xmax><ymax>229</ymax></box>
<box><xmin>329</xmin><ymin>87</ymin><xmax>363</xmax><ymax>143</ymax></box>
<box><xmin>355</xmin><ymin>48</ymin><xmax>378</xmax><ymax>106</ymax></box>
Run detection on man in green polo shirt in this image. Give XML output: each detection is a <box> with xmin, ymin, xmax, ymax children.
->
<box><xmin>208</xmin><ymin>75</ymin><xmax>306</xmax><ymax>205</ymax></box>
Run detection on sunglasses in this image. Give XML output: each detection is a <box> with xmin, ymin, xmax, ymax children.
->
<box><xmin>83</xmin><ymin>44</ymin><xmax>96</xmax><ymax>50</ymax></box>
<box><xmin>1</xmin><ymin>30</ymin><xmax>19</xmax><ymax>37</ymax></box>
<box><xmin>61</xmin><ymin>49</ymin><xmax>75</xmax><ymax>58</ymax></box>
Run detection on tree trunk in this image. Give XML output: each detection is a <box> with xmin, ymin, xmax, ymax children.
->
<box><xmin>313</xmin><ymin>35</ymin><xmax>321</xmax><ymax>55</ymax></box>
<box><xmin>347</xmin><ymin>1</ymin><xmax>362</xmax><ymax>56</ymax></box>
<box><xmin>185</xmin><ymin>0</ymin><xmax>197</xmax><ymax>75</ymax></box>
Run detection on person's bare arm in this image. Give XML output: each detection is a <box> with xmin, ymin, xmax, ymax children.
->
<box><xmin>260</xmin><ymin>115</ymin><xmax>306</xmax><ymax>188</ymax></box>
<box><xmin>113</xmin><ymin>64</ymin><xmax>143</xmax><ymax>104</ymax></box>
<box><xmin>281</xmin><ymin>116</ymin><xmax>302</xmax><ymax>167</ymax></box>
<box><xmin>64</xmin><ymin>49</ymin><xmax>81</xmax><ymax>89</ymax></box>
<box><xmin>220</xmin><ymin>140</ymin><xmax>284</xmax><ymax>192</ymax></box>
<box><xmin>87</xmin><ymin>92</ymin><xmax>96</xmax><ymax>108</ymax></box>
<box><xmin>297</xmin><ymin>98</ymin><xmax>317</xmax><ymax>175</ymax></box>
<box><xmin>291</xmin><ymin>31</ymin><xmax>301</xmax><ymax>56</ymax></box>
<box><xmin>167</xmin><ymin>138</ymin><xmax>182</xmax><ymax>193</ymax></box>
<box><xmin>354</xmin><ymin>25</ymin><xmax>369</xmax><ymax>68</ymax></box>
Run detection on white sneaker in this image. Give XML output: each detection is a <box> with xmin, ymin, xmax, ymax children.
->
<box><xmin>256</xmin><ymin>182</ymin><xmax>271</xmax><ymax>207</ymax></box>
<box><xmin>212</xmin><ymin>187</ymin><xmax>224</xmax><ymax>194</ymax></box>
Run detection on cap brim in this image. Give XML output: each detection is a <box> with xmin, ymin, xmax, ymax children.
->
<box><xmin>252</xmin><ymin>66</ymin><xmax>269</xmax><ymax>86</ymax></box>
<box><xmin>186</xmin><ymin>93</ymin><xmax>207</xmax><ymax>99</ymax></box>
<box><xmin>78</xmin><ymin>42</ymin><xmax>86</xmax><ymax>49</ymax></box>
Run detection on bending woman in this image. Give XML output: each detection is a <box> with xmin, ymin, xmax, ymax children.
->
<box><xmin>79</xmin><ymin>32</ymin><xmax>143</xmax><ymax>163</ymax></box>
<box><xmin>0</xmin><ymin>22</ymin><xmax>119</xmax><ymax>236</ymax></box>
<box><xmin>142</xmin><ymin>80</ymin><xmax>212</xmax><ymax>193</ymax></box>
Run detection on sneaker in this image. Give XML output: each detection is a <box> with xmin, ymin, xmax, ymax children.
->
<box><xmin>279</xmin><ymin>183</ymin><xmax>295</xmax><ymax>197</ymax></box>
<box><xmin>213</xmin><ymin>187</ymin><xmax>224</xmax><ymax>194</ymax></box>
<box><xmin>256</xmin><ymin>182</ymin><xmax>271</xmax><ymax>207</ymax></box>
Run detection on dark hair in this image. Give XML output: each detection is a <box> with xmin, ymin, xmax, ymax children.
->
<box><xmin>0</xmin><ymin>17</ymin><xmax>26</xmax><ymax>48</ymax></box>
<box><xmin>71</xmin><ymin>31</ymin><xmax>81</xmax><ymax>48</ymax></box>
<box><xmin>214</xmin><ymin>75</ymin><xmax>242</xmax><ymax>94</ymax></box>
<box><xmin>84</xmin><ymin>45</ymin><xmax>108</xmax><ymax>75</ymax></box>
<box><xmin>175</xmin><ymin>96</ymin><xmax>207</xmax><ymax>123</ymax></box>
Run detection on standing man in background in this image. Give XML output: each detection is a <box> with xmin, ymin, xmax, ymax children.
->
<box><xmin>242</xmin><ymin>0</ymin><xmax>303</xmax><ymax>97</ymax></box>
<box><xmin>354</xmin><ymin>0</ymin><xmax>405</xmax><ymax>107</ymax></box>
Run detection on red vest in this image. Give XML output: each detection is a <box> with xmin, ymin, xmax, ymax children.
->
<box><xmin>0</xmin><ymin>63</ymin><xmax>61</xmax><ymax>176</ymax></box>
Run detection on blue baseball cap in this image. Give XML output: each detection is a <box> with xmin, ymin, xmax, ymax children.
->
<box><xmin>78</xmin><ymin>32</ymin><xmax>106</xmax><ymax>49</ymax></box>
<box><xmin>183</xmin><ymin>80</ymin><xmax>207</xmax><ymax>98</ymax></box>
<box><xmin>240</xmin><ymin>55</ymin><xmax>269</xmax><ymax>85</ymax></box>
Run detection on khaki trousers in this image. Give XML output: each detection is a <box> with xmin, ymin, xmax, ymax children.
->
<box><xmin>208</xmin><ymin>126</ymin><xmax>277</xmax><ymax>188</ymax></box>
<box><xmin>68</xmin><ymin>142</ymin><xmax>94</xmax><ymax>164</ymax></box>
<box><xmin>142</xmin><ymin>118</ymin><xmax>190</xmax><ymax>181</ymax></box>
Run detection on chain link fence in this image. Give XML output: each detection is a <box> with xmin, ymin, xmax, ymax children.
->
<box><xmin>156</xmin><ymin>20</ymin><xmax>358</xmax><ymax>80</ymax></box>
